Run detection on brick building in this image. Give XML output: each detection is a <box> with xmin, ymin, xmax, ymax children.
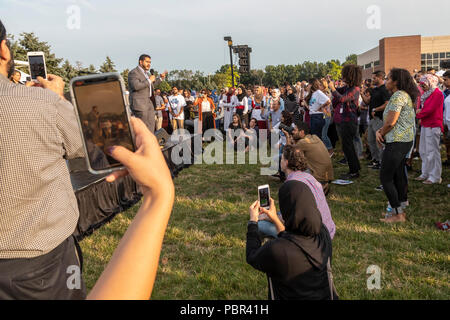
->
<box><xmin>357</xmin><ymin>35</ymin><xmax>450</xmax><ymax>80</ymax></box>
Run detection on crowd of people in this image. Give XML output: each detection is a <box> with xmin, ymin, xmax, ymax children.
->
<box><xmin>1</xmin><ymin>14</ymin><xmax>449</xmax><ymax>301</ymax></box>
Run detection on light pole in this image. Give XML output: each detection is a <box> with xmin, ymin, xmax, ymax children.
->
<box><xmin>224</xmin><ymin>36</ymin><xmax>235</xmax><ymax>88</ymax></box>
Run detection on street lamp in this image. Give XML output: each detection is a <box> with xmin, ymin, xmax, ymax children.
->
<box><xmin>224</xmin><ymin>36</ymin><xmax>235</xmax><ymax>88</ymax></box>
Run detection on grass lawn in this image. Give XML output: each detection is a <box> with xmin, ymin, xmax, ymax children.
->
<box><xmin>80</xmin><ymin>144</ymin><xmax>450</xmax><ymax>300</ymax></box>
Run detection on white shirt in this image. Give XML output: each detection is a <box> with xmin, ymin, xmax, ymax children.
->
<box><xmin>220</xmin><ymin>95</ymin><xmax>239</xmax><ymax>111</ymax></box>
<box><xmin>309</xmin><ymin>90</ymin><xmax>330</xmax><ymax>114</ymax></box>
<box><xmin>239</xmin><ymin>96</ymin><xmax>249</xmax><ymax>114</ymax></box>
<box><xmin>138</xmin><ymin>66</ymin><xmax>152</xmax><ymax>98</ymax></box>
<box><xmin>201</xmin><ymin>100</ymin><xmax>211</xmax><ymax>112</ymax></box>
<box><xmin>168</xmin><ymin>94</ymin><xmax>186</xmax><ymax>120</ymax></box>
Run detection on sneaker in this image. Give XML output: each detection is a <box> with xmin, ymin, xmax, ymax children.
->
<box><xmin>338</xmin><ymin>158</ymin><xmax>347</xmax><ymax>165</ymax></box>
<box><xmin>414</xmin><ymin>176</ymin><xmax>427</xmax><ymax>181</ymax></box>
<box><xmin>339</xmin><ymin>172</ymin><xmax>359</xmax><ymax>180</ymax></box>
<box><xmin>367</xmin><ymin>160</ymin><xmax>379</xmax><ymax>168</ymax></box>
<box><xmin>383</xmin><ymin>201</ymin><xmax>409</xmax><ymax>216</ymax></box>
<box><xmin>371</xmin><ymin>163</ymin><xmax>381</xmax><ymax>170</ymax></box>
<box><xmin>375</xmin><ymin>185</ymin><xmax>383</xmax><ymax>191</ymax></box>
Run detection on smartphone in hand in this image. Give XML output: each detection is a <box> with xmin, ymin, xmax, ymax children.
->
<box><xmin>70</xmin><ymin>73</ymin><xmax>136</xmax><ymax>174</ymax></box>
<box><xmin>27</xmin><ymin>51</ymin><xmax>47</xmax><ymax>80</ymax></box>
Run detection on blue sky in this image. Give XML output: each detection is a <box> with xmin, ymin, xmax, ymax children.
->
<box><xmin>1</xmin><ymin>0</ymin><xmax>449</xmax><ymax>74</ymax></box>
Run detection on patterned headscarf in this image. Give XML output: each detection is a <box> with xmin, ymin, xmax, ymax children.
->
<box><xmin>419</xmin><ymin>74</ymin><xmax>439</xmax><ymax>107</ymax></box>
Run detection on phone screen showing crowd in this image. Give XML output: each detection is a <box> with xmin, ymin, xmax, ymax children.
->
<box><xmin>73</xmin><ymin>79</ymin><xmax>135</xmax><ymax>171</ymax></box>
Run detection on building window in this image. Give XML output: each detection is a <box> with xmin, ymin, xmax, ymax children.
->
<box><xmin>440</xmin><ymin>52</ymin><xmax>445</xmax><ymax>58</ymax></box>
<box><xmin>421</xmin><ymin>54</ymin><xmax>426</xmax><ymax>59</ymax></box>
<box><xmin>447</xmin><ymin>52</ymin><xmax>450</xmax><ymax>58</ymax></box>
<box><xmin>365</xmin><ymin>63</ymin><xmax>372</xmax><ymax>69</ymax></box>
<box><xmin>427</xmin><ymin>53</ymin><xmax>432</xmax><ymax>59</ymax></box>
<box><xmin>433</xmin><ymin>53</ymin><xmax>438</xmax><ymax>59</ymax></box>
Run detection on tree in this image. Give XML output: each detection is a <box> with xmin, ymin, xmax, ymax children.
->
<box><xmin>344</xmin><ymin>54</ymin><xmax>357</xmax><ymax>66</ymax></box>
<box><xmin>155</xmin><ymin>80</ymin><xmax>172</xmax><ymax>93</ymax></box>
<box><xmin>99</xmin><ymin>56</ymin><xmax>117</xmax><ymax>73</ymax></box>
<box><xmin>327</xmin><ymin>60</ymin><xmax>343</xmax><ymax>80</ymax></box>
<box><xmin>121</xmin><ymin>69</ymin><xmax>129</xmax><ymax>90</ymax></box>
<box><xmin>87</xmin><ymin>64</ymin><xmax>97</xmax><ymax>74</ymax></box>
<box><xmin>60</xmin><ymin>60</ymin><xmax>77</xmax><ymax>85</ymax></box>
<box><xmin>9</xmin><ymin>32</ymin><xmax>63</xmax><ymax>77</ymax></box>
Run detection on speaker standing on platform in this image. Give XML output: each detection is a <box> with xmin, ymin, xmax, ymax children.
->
<box><xmin>128</xmin><ymin>54</ymin><xmax>167</xmax><ymax>133</ymax></box>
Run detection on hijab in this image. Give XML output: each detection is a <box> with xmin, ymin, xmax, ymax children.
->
<box><xmin>287</xmin><ymin>91</ymin><xmax>297</xmax><ymax>102</ymax></box>
<box><xmin>278</xmin><ymin>180</ymin><xmax>332</xmax><ymax>270</ymax></box>
<box><xmin>237</xmin><ymin>90</ymin><xmax>246</xmax><ymax>102</ymax></box>
<box><xmin>420</xmin><ymin>74</ymin><xmax>439</xmax><ymax>108</ymax></box>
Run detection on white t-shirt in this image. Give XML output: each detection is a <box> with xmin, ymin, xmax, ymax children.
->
<box><xmin>444</xmin><ymin>94</ymin><xmax>450</xmax><ymax>127</ymax></box>
<box><xmin>201</xmin><ymin>100</ymin><xmax>211</xmax><ymax>112</ymax></box>
<box><xmin>168</xmin><ymin>94</ymin><xmax>186</xmax><ymax>120</ymax></box>
<box><xmin>309</xmin><ymin>90</ymin><xmax>330</xmax><ymax>114</ymax></box>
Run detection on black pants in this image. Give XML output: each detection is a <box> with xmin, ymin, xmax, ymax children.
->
<box><xmin>380</xmin><ymin>141</ymin><xmax>413</xmax><ymax>212</ymax></box>
<box><xmin>0</xmin><ymin>236</ymin><xmax>86</xmax><ymax>300</ymax></box>
<box><xmin>337</xmin><ymin>122</ymin><xmax>360</xmax><ymax>174</ymax></box>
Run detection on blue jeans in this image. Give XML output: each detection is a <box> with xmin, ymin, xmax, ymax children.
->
<box><xmin>258</xmin><ymin>221</ymin><xmax>279</xmax><ymax>239</ymax></box>
<box><xmin>257</xmin><ymin>212</ymin><xmax>283</xmax><ymax>238</ymax></box>
<box><xmin>310</xmin><ymin>114</ymin><xmax>325</xmax><ymax>139</ymax></box>
<box><xmin>321</xmin><ymin>116</ymin><xmax>332</xmax><ymax>150</ymax></box>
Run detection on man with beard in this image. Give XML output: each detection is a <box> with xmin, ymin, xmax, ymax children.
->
<box><xmin>283</xmin><ymin>120</ymin><xmax>334</xmax><ymax>194</ymax></box>
<box><xmin>0</xmin><ymin>20</ymin><xmax>86</xmax><ymax>299</ymax></box>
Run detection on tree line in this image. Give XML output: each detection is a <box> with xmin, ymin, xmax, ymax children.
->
<box><xmin>9</xmin><ymin>32</ymin><xmax>357</xmax><ymax>92</ymax></box>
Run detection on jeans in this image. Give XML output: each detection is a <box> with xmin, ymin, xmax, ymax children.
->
<box><xmin>257</xmin><ymin>212</ymin><xmax>283</xmax><ymax>238</ymax></box>
<box><xmin>367</xmin><ymin>117</ymin><xmax>384</xmax><ymax>162</ymax></box>
<box><xmin>380</xmin><ymin>141</ymin><xmax>413</xmax><ymax>213</ymax></box>
<box><xmin>337</xmin><ymin>122</ymin><xmax>361</xmax><ymax>174</ymax></box>
<box><xmin>258</xmin><ymin>220</ymin><xmax>279</xmax><ymax>239</ymax></box>
<box><xmin>353</xmin><ymin>135</ymin><xmax>363</xmax><ymax>158</ymax></box>
<box><xmin>321</xmin><ymin>116</ymin><xmax>332</xmax><ymax>150</ymax></box>
<box><xmin>310</xmin><ymin>114</ymin><xmax>325</xmax><ymax>139</ymax></box>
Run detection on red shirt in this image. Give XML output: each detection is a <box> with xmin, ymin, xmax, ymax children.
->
<box><xmin>416</xmin><ymin>88</ymin><xmax>444</xmax><ymax>131</ymax></box>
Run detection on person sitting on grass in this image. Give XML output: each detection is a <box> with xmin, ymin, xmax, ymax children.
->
<box><xmin>282</xmin><ymin>120</ymin><xmax>334</xmax><ymax>193</ymax></box>
<box><xmin>246</xmin><ymin>180</ymin><xmax>337</xmax><ymax>300</ymax></box>
<box><xmin>257</xmin><ymin>144</ymin><xmax>335</xmax><ymax>240</ymax></box>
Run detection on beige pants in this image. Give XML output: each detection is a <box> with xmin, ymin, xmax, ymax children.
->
<box><xmin>171</xmin><ymin>119</ymin><xmax>184</xmax><ymax>130</ymax></box>
<box><xmin>155</xmin><ymin>116</ymin><xmax>163</xmax><ymax>131</ymax></box>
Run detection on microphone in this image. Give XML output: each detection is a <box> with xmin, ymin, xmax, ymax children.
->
<box><xmin>150</xmin><ymin>69</ymin><xmax>155</xmax><ymax>75</ymax></box>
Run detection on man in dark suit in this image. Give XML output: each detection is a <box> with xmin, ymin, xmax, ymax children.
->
<box><xmin>128</xmin><ymin>54</ymin><xmax>167</xmax><ymax>133</ymax></box>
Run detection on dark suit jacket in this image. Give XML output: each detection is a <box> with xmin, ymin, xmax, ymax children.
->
<box><xmin>128</xmin><ymin>66</ymin><xmax>161</xmax><ymax>111</ymax></box>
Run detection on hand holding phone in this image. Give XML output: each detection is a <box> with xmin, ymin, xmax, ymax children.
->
<box><xmin>258</xmin><ymin>185</ymin><xmax>270</xmax><ymax>210</ymax></box>
<box><xmin>27</xmin><ymin>51</ymin><xmax>47</xmax><ymax>80</ymax></box>
<box><xmin>70</xmin><ymin>73</ymin><xmax>136</xmax><ymax>174</ymax></box>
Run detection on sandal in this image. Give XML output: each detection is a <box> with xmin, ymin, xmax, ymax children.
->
<box><xmin>423</xmin><ymin>178</ymin><xmax>442</xmax><ymax>185</ymax></box>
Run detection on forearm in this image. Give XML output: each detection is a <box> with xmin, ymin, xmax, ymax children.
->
<box><xmin>245</xmin><ymin>223</ymin><xmax>262</xmax><ymax>265</ymax></box>
<box><xmin>87</xmin><ymin>185</ymin><xmax>175</xmax><ymax>300</ymax></box>
<box><xmin>271</xmin><ymin>216</ymin><xmax>285</xmax><ymax>233</ymax></box>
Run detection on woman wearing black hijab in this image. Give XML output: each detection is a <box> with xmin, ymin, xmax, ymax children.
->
<box><xmin>246</xmin><ymin>180</ymin><xmax>336</xmax><ymax>300</ymax></box>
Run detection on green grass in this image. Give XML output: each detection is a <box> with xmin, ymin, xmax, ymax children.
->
<box><xmin>80</xmin><ymin>145</ymin><xmax>450</xmax><ymax>300</ymax></box>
